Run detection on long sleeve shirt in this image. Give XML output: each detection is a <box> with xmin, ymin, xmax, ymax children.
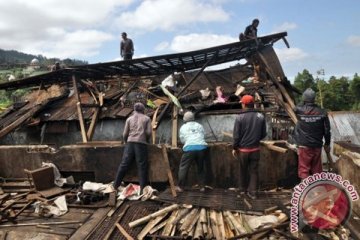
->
<box><xmin>123</xmin><ymin>112</ymin><xmax>152</xmax><ymax>144</ymax></box>
<box><xmin>179</xmin><ymin>121</ymin><xmax>207</xmax><ymax>151</ymax></box>
<box><xmin>294</xmin><ymin>103</ymin><xmax>331</xmax><ymax>147</ymax></box>
<box><xmin>233</xmin><ymin>110</ymin><xmax>266</xmax><ymax>150</ymax></box>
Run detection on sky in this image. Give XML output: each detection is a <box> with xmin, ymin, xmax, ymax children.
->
<box><xmin>0</xmin><ymin>0</ymin><xmax>359</xmax><ymax>80</ymax></box>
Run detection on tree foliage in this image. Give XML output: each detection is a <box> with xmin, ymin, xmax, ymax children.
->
<box><xmin>293</xmin><ymin>69</ymin><xmax>360</xmax><ymax>111</ymax></box>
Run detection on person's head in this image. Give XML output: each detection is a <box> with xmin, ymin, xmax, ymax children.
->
<box><xmin>121</xmin><ymin>32</ymin><xmax>127</xmax><ymax>40</ymax></box>
<box><xmin>134</xmin><ymin>102</ymin><xmax>145</xmax><ymax>113</ymax></box>
<box><xmin>183</xmin><ymin>111</ymin><xmax>195</xmax><ymax>122</ymax></box>
<box><xmin>252</xmin><ymin>18</ymin><xmax>260</xmax><ymax>27</ymax></box>
<box><xmin>302</xmin><ymin>88</ymin><xmax>316</xmax><ymax>103</ymax></box>
<box><xmin>55</xmin><ymin>61</ymin><xmax>60</xmax><ymax>66</ymax></box>
<box><xmin>240</xmin><ymin>95</ymin><xmax>254</xmax><ymax>109</ymax></box>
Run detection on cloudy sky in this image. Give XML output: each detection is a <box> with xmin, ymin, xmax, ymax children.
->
<box><xmin>0</xmin><ymin>0</ymin><xmax>359</xmax><ymax>80</ymax></box>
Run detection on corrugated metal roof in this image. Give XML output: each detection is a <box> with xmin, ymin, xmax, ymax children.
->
<box><xmin>0</xmin><ymin>32</ymin><xmax>288</xmax><ymax>90</ymax></box>
<box><xmin>329</xmin><ymin>111</ymin><xmax>360</xmax><ymax>145</ymax></box>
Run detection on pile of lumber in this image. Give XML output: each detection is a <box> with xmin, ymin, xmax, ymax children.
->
<box><xmin>127</xmin><ymin>204</ymin><xmax>290</xmax><ymax>240</ymax></box>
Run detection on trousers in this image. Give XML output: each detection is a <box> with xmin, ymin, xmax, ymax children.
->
<box><xmin>178</xmin><ymin>148</ymin><xmax>211</xmax><ymax>187</ymax></box>
<box><xmin>298</xmin><ymin>147</ymin><xmax>322</xmax><ymax>179</ymax></box>
<box><xmin>114</xmin><ymin>142</ymin><xmax>148</xmax><ymax>190</ymax></box>
<box><xmin>237</xmin><ymin>150</ymin><xmax>260</xmax><ymax>193</ymax></box>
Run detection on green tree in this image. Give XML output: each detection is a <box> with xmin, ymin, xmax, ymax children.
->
<box><xmin>350</xmin><ymin>73</ymin><xmax>360</xmax><ymax>110</ymax></box>
<box><xmin>293</xmin><ymin>69</ymin><xmax>316</xmax><ymax>103</ymax></box>
<box><xmin>322</xmin><ymin>76</ymin><xmax>353</xmax><ymax>111</ymax></box>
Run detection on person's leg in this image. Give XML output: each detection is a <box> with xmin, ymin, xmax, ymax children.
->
<box><xmin>202</xmin><ymin>148</ymin><xmax>213</xmax><ymax>187</ymax></box>
<box><xmin>178</xmin><ymin>151</ymin><xmax>195</xmax><ymax>187</ymax></box>
<box><xmin>298</xmin><ymin>147</ymin><xmax>312</xmax><ymax>179</ymax></box>
<box><xmin>247</xmin><ymin>151</ymin><xmax>260</xmax><ymax>194</ymax></box>
<box><xmin>238</xmin><ymin>152</ymin><xmax>249</xmax><ymax>192</ymax></box>
<box><xmin>114</xmin><ymin>143</ymin><xmax>135</xmax><ymax>188</ymax></box>
<box><xmin>134</xmin><ymin>143</ymin><xmax>148</xmax><ymax>191</ymax></box>
<box><xmin>310</xmin><ymin>147</ymin><xmax>323</xmax><ymax>174</ymax></box>
<box><xmin>195</xmin><ymin>149</ymin><xmax>206</xmax><ymax>187</ymax></box>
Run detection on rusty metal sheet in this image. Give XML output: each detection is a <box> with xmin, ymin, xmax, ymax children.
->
<box><xmin>116</xmin><ymin>107</ymin><xmax>133</xmax><ymax>118</ymax></box>
<box><xmin>329</xmin><ymin>111</ymin><xmax>360</xmax><ymax>145</ymax></box>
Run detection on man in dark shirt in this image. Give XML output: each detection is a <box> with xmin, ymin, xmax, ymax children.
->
<box><xmin>232</xmin><ymin>95</ymin><xmax>266</xmax><ymax>199</ymax></box>
<box><xmin>294</xmin><ymin>88</ymin><xmax>331</xmax><ymax>179</ymax></box>
<box><xmin>239</xmin><ymin>18</ymin><xmax>259</xmax><ymax>41</ymax></box>
<box><xmin>113</xmin><ymin>102</ymin><xmax>152</xmax><ymax>193</ymax></box>
<box><xmin>120</xmin><ymin>32</ymin><xmax>134</xmax><ymax>60</ymax></box>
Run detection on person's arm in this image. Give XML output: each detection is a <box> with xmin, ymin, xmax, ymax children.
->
<box><xmin>179</xmin><ymin>125</ymin><xmax>186</xmax><ymax>144</ymax></box>
<box><xmin>123</xmin><ymin>118</ymin><xmax>130</xmax><ymax>143</ymax></box>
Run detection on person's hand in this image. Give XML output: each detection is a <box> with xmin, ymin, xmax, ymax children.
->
<box><xmin>324</xmin><ymin>145</ymin><xmax>330</xmax><ymax>153</ymax></box>
<box><xmin>232</xmin><ymin>149</ymin><xmax>237</xmax><ymax>158</ymax></box>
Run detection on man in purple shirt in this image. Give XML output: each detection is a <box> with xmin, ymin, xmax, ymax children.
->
<box><xmin>113</xmin><ymin>102</ymin><xmax>152</xmax><ymax>193</ymax></box>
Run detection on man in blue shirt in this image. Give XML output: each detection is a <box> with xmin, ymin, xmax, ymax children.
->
<box><xmin>177</xmin><ymin>111</ymin><xmax>211</xmax><ymax>192</ymax></box>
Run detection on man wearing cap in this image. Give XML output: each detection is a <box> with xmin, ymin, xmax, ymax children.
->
<box><xmin>232</xmin><ymin>95</ymin><xmax>266</xmax><ymax>199</ymax></box>
<box><xmin>113</xmin><ymin>102</ymin><xmax>152</xmax><ymax>193</ymax></box>
<box><xmin>294</xmin><ymin>88</ymin><xmax>331</xmax><ymax>179</ymax></box>
<box><xmin>120</xmin><ymin>32</ymin><xmax>134</xmax><ymax>60</ymax></box>
<box><xmin>177</xmin><ymin>111</ymin><xmax>211</xmax><ymax>192</ymax></box>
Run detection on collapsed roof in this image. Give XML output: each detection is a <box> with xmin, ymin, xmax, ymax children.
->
<box><xmin>0</xmin><ymin>32</ymin><xmax>298</xmax><ymax>141</ymax></box>
<box><xmin>0</xmin><ymin>32</ymin><xmax>288</xmax><ymax>90</ymax></box>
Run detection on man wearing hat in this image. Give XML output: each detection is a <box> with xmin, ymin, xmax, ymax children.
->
<box><xmin>294</xmin><ymin>88</ymin><xmax>331</xmax><ymax>179</ymax></box>
<box><xmin>177</xmin><ymin>111</ymin><xmax>211</xmax><ymax>192</ymax></box>
<box><xmin>120</xmin><ymin>32</ymin><xmax>134</xmax><ymax>60</ymax></box>
<box><xmin>232</xmin><ymin>95</ymin><xmax>266</xmax><ymax>199</ymax></box>
<box><xmin>113</xmin><ymin>102</ymin><xmax>152</xmax><ymax>193</ymax></box>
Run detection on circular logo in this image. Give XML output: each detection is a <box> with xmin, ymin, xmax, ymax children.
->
<box><xmin>300</xmin><ymin>181</ymin><xmax>351</xmax><ymax>230</ymax></box>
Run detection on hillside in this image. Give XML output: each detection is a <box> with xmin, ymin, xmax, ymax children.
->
<box><xmin>0</xmin><ymin>48</ymin><xmax>88</xmax><ymax>67</ymax></box>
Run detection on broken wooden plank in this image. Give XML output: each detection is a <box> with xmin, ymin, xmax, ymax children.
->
<box><xmin>129</xmin><ymin>204</ymin><xmax>179</xmax><ymax>228</ymax></box>
<box><xmin>72</xmin><ymin>76</ymin><xmax>88</xmax><ymax>143</ymax></box>
<box><xmin>227</xmin><ymin>221</ymin><xmax>289</xmax><ymax>240</ymax></box>
<box><xmin>171</xmin><ymin>105</ymin><xmax>178</xmax><ymax>148</ymax></box>
<box><xmin>137</xmin><ymin>213</ymin><xmax>167</xmax><ymax>240</ymax></box>
<box><xmin>86</xmin><ymin>107</ymin><xmax>100</xmax><ymax>141</ymax></box>
<box><xmin>0</xmin><ymin>220</ymin><xmax>82</xmax><ymax>228</ymax></box>
<box><xmin>116</xmin><ymin>223</ymin><xmax>134</xmax><ymax>240</ymax></box>
<box><xmin>161</xmin><ymin>145</ymin><xmax>177</xmax><ymax>198</ymax></box>
<box><xmin>103</xmin><ymin>205</ymin><xmax>129</xmax><ymax>240</ymax></box>
<box><xmin>261</xmin><ymin>141</ymin><xmax>288</xmax><ymax>154</ymax></box>
<box><xmin>69</xmin><ymin>207</ymin><xmax>111</xmax><ymax>240</ymax></box>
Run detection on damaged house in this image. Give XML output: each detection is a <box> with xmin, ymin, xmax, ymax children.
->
<box><xmin>0</xmin><ymin>32</ymin><xmax>359</xmax><ymax>239</ymax></box>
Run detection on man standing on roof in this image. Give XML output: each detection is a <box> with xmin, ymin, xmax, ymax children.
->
<box><xmin>113</xmin><ymin>102</ymin><xmax>152</xmax><ymax>193</ymax></box>
<box><xmin>51</xmin><ymin>61</ymin><xmax>61</xmax><ymax>71</ymax></box>
<box><xmin>176</xmin><ymin>111</ymin><xmax>212</xmax><ymax>192</ymax></box>
<box><xmin>239</xmin><ymin>18</ymin><xmax>260</xmax><ymax>41</ymax></box>
<box><xmin>232</xmin><ymin>95</ymin><xmax>266</xmax><ymax>199</ymax></box>
<box><xmin>120</xmin><ymin>32</ymin><xmax>134</xmax><ymax>60</ymax></box>
<box><xmin>294</xmin><ymin>88</ymin><xmax>331</xmax><ymax>179</ymax></box>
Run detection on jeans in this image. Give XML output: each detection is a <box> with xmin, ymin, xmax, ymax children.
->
<box><xmin>237</xmin><ymin>151</ymin><xmax>260</xmax><ymax>193</ymax></box>
<box><xmin>178</xmin><ymin>148</ymin><xmax>211</xmax><ymax>187</ymax></box>
<box><xmin>123</xmin><ymin>53</ymin><xmax>133</xmax><ymax>60</ymax></box>
<box><xmin>114</xmin><ymin>142</ymin><xmax>148</xmax><ymax>190</ymax></box>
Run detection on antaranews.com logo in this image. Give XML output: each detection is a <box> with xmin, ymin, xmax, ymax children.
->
<box><xmin>290</xmin><ymin>172</ymin><xmax>359</xmax><ymax>233</ymax></box>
